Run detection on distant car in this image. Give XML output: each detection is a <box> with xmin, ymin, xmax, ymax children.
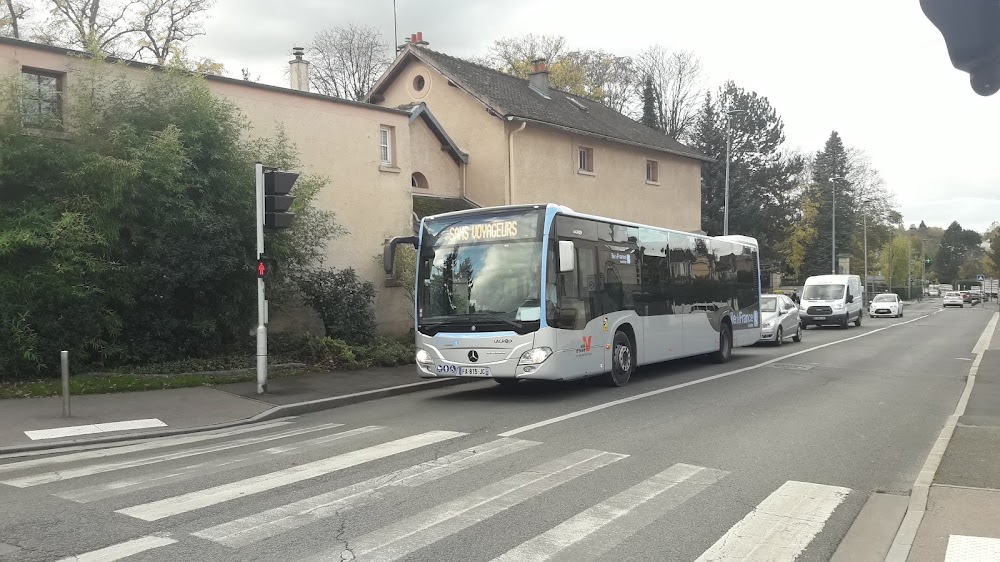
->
<box><xmin>943</xmin><ymin>291</ymin><xmax>965</xmax><ymax>307</ymax></box>
<box><xmin>759</xmin><ymin>293</ymin><xmax>802</xmax><ymax>345</ymax></box>
<box><xmin>869</xmin><ymin>293</ymin><xmax>903</xmax><ymax>318</ymax></box>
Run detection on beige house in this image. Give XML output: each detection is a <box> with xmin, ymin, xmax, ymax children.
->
<box><xmin>369</xmin><ymin>40</ymin><xmax>710</xmax><ymax>232</ymax></box>
<box><xmin>0</xmin><ymin>38</ymin><xmax>467</xmax><ymax>333</ymax></box>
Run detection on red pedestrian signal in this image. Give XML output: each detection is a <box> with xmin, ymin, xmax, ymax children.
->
<box><xmin>256</xmin><ymin>257</ymin><xmax>277</xmax><ymax>280</ymax></box>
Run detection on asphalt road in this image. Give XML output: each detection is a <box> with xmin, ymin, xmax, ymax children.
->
<box><xmin>0</xmin><ymin>300</ymin><xmax>994</xmax><ymax>562</ymax></box>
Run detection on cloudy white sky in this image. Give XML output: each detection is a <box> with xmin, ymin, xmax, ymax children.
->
<box><xmin>191</xmin><ymin>0</ymin><xmax>999</xmax><ymax>233</ymax></box>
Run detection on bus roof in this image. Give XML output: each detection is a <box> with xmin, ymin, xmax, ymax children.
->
<box><xmin>423</xmin><ymin>203</ymin><xmax>760</xmax><ymax>249</ymax></box>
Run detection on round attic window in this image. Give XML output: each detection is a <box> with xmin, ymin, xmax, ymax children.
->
<box><xmin>413</xmin><ymin>75</ymin><xmax>426</xmax><ymax>91</ymax></box>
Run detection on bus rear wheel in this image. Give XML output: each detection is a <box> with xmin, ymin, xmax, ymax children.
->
<box><xmin>601</xmin><ymin>331</ymin><xmax>633</xmax><ymax>387</ymax></box>
<box><xmin>711</xmin><ymin>322</ymin><xmax>733</xmax><ymax>364</ymax></box>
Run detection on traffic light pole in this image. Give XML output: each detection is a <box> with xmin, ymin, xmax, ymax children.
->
<box><xmin>255</xmin><ymin>162</ymin><xmax>267</xmax><ymax>394</ymax></box>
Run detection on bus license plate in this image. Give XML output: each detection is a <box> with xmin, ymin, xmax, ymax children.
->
<box><xmin>459</xmin><ymin>367</ymin><xmax>491</xmax><ymax>377</ymax></box>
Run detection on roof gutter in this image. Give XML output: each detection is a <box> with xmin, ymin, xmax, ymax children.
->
<box><xmin>504</xmin><ymin>115</ymin><xmax>713</xmax><ymax>163</ymax></box>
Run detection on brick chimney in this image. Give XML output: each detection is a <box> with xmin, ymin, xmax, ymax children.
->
<box><xmin>408</xmin><ymin>32</ymin><xmax>428</xmax><ymax>46</ymax></box>
<box><xmin>289</xmin><ymin>47</ymin><xmax>309</xmax><ymax>92</ymax></box>
<box><xmin>528</xmin><ymin>58</ymin><xmax>549</xmax><ymax>96</ymax></box>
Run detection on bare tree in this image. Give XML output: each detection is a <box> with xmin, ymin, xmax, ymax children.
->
<box><xmin>308</xmin><ymin>23</ymin><xmax>392</xmax><ymax>101</ymax></box>
<box><xmin>132</xmin><ymin>0</ymin><xmax>213</xmax><ymax>63</ymax></box>
<box><xmin>483</xmin><ymin>33</ymin><xmax>567</xmax><ymax>75</ymax></box>
<box><xmin>562</xmin><ymin>50</ymin><xmax>636</xmax><ymax>113</ymax></box>
<box><xmin>636</xmin><ymin>45</ymin><xmax>703</xmax><ymax>140</ymax></box>
<box><xmin>1</xmin><ymin>0</ymin><xmax>29</xmax><ymax>38</ymax></box>
<box><xmin>34</xmin><ymin>0</ymin><xmax>212</xmax><ymax>62</ymax></box>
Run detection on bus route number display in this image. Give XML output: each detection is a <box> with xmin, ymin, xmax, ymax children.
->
<box><xmin>443</xmin><ymin>220</ymin><xmax>519</xmax><ymax>243</ymax></box>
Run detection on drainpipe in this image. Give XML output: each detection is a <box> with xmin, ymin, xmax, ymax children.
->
<box><xmin>507</xmin><ymin>118</ymin><xmax>526</xmax><ymax>205</ymax></box>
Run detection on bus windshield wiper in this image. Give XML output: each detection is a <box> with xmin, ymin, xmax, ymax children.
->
<box><xmin>470</xmin><ymin>314</ymin><xmax>524</xmax><ymax>331</ymax></box>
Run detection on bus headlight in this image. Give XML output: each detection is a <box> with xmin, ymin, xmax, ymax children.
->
<box><xmin>415</xmin><ymin>349</ymin><xmax>432</xmax><ymax>364</ymax></box>
<box><xmin>518</xmin><ymin>347</ymin><xmax>552</xmax><ymax>365</ymax></box>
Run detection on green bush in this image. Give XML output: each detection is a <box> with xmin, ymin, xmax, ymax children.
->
<box><xmin>303</xmin><ymin>336</ymin><xmax>414</xmax><ymax>370</ymax></box>
<box><xmin>0</xmin><ymin>61</ymin><xmax>342</xmax><ymax>378</ymax></box>
<box><xmin>295</xmin><ymin>268</ymin><xmax>377</xmax><ymax>344</ymax></box>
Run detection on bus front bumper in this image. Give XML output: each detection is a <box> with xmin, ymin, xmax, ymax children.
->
<box><xmin>416</xmin><ymin>356</ymin><xmax>570</xmax><ymax>382</ymax></box>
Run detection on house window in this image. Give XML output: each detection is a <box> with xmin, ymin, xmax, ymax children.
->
<box><xmin>411</xmin><ymin>172</ymin><xmax>428</xmax><ymax>189</ymax></box>
<box><xmin>379</xmin><ymin>126</ymin><xmax>393</xmax><ymax>165</ymax></box>
<box><xmin>646</xmin><ymin>159</ymin><xmax>659</xmax><ymax>183</ymax></box>
<box><xmin>578</xmin><ymin>146</ymin><xmax>594</xmax><ymax>173</ymax></box>
<box><xmin>21</xmin><ymin>68</ymin><xmax>63</xmax><ymax>128</ymax></box>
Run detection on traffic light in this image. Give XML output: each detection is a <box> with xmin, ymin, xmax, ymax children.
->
<box><xmin>264</xmin><ymin>170</ymin><xmax>298</xmax><ymax>229</ymax></box>
<box><xmin>925</xmin><ymin>258</ymin><xmax>933</xmax><ymax>266</ymax></box>
<box><xmin>255</xmin><ymin>257</ymin><xmax>277</xmax><ymax>280</ymax></box>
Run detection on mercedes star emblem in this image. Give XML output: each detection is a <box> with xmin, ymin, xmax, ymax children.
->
<box><xmin>468</xmin><ymin>351</ymin><xmax>479</xmax><ymax>362</ymax></box>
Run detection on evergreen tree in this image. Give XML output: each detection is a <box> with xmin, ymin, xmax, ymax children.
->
<box><xmin>934</xmin><ymin>221</ymin><xmax>977</xmax><ymax>283</ymax></box>
<box><xmin>800</xmin><ymin>131</ymin><xmax>855</xmax><ymax>277</ymax></box>
<box><xmin>641</xmin><ymin>75</ymin><xmax>660</xmax><ymax>131</ymax></box>
<box><xmin>692</xmin><ymin>82</ymin><xmax>801</xmax><ymax>263</ymax></box>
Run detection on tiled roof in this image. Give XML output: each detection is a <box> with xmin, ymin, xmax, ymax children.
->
<box><xmin>395</xmin><ymin>46</ymin><xmax>709</xmax><ymax>162</ymax></box>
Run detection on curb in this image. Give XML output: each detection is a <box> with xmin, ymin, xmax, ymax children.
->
<box><xmin>0</xmin><ymin>377</ymin><xmax>471</xmax><ymax>456</ymax></box>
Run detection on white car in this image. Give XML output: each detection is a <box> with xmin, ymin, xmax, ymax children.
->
<box><xmin>759</xmin><ymin>294</ymin><xmax>802</xmax><ymax>345</ymax></box>
<box><xmin>943</xmin><ymin>291</ymin><xmax>965</xmax><ymax>308</ymax></box>
<box><xmin>869</xmin><ymin>293</ymin><xmax>903</xmax><ymax>318</ymax></box>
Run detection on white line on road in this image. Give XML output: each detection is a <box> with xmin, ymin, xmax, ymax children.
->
<box><xmin>492</xmin><ymin>463</ymin><xmax>729</xmax><ymax>562</ymax></box>
<box><xmin>499</xmin><ymin>314</ymin><xmax>933</xmax><ymax>437</ymax></box>
<box><xmin>57</xmin><ymin>426</ymin><xmax>383</xmax><ymax>503</ymax></box>
<box><xmin>2</xmin><ymin>422</ymin><xmax>345</xmax><ymax>487</ymax></box>
<box><xmin>24</xmin><ymin>419</ymin><xmax>167</xmax><ymax>441</ymax></box>
<box><xmin>945</xmin><ymin>535</ymin><xmax>1000</xmax><ymax>561</ymax></box>
<box><xmin>695</xmin><ymin>480</ymin><xmax>851</xmax><ymax>562</ymax></box>
<box><xmin>116</xmin><ymin>430</ymin><xmax>466</xmax><ymax>521</ymax></box>
<box><xmin>0</xmin><ymin>421</ymin><xmax>292</xmax><ymax>473</ymax></box>
<box><xmin>54</xmin><ymin>535</ymin><xmax>177</xmax><ymax>562</ymax></box>
<box><xmin>886</xmin><ymin>311</ymin><xmax>999</xmax><ymax>562</ymax></box>
<box><xmin>303</xmin><ymin>449</ymin><xmax>628</xmax><ymax>562</ymax></box>
<box><xmin>193</xmin><ymin>437</ymin><xmax>540</xmax><ymax>548</ymax></box>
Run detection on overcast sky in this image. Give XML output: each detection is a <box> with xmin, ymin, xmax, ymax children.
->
<box><xmin>192</xmin><ymin>0</ymin><xmax>999</xmax><ymax>233</ymax></box>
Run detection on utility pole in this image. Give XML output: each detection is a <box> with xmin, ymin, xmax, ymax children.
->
<box><xmin>830</xmin><ymin>176</ymin><xmax>846</xmax><ymax>274</ymax></box>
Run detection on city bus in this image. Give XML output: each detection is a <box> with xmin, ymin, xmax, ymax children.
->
<box><xmin>383</xmin><ymin>204</ymin><xmax>761</xmax><ymax>387</ymax></box>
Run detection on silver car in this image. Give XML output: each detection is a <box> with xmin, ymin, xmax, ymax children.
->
<box><xmin>759</xmin><ymin>294</ymin><xmax>803</xmax><ymax>345</ymax></box>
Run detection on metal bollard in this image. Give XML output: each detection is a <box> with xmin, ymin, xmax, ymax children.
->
<box><xmin>61</xmin><ymin>350</ymin><xmax>70</xmax><ymax>418</ymax></box>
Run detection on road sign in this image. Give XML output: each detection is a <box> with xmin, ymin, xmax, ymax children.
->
<box><xmin>977</xmin><ymin>274</ymin><xmax>986</xmax><ymax>282</ymax></box>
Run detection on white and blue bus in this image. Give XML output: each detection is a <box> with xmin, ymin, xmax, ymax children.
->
<box><xmin>384</xmin><ymin>204</ymin><xmax>761</xmax><ymax>387</ymax></box>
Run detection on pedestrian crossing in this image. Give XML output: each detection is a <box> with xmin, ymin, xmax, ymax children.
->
<box><xmin>0</xmin><ymin>420</ymin><xmax>855</xmax><ymax>562</ymax></box>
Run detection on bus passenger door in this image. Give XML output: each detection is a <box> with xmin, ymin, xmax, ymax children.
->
<box><xmin>553</xmin><ymin>241</ymin><xmax>605</xmax><ymax>377</ymax></box>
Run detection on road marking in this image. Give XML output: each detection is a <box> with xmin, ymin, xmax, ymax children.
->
<box><xmin>56</xmin><ymin>426</ymin><xmax>383</xmax><ymax>503</ymax></box>
<box><xmin>117</xmin><ymin>430</ymin><xmax>465</xmax><ymax>521</ymax></box>
<box><xmin>54</xmin><ymin>535</ymin><xmax>177</xmax><ymax>562</ymax></box>
<box><xmin>2</xmin><ymin>422</ymin><xmax>344</xmax><ymax>487</ymax></box>
<box><xmin>945</xmin><ymin>535</ymin><xmax>1000</xmax><ymax>561</ymax></box>
<box><xmin>887</xmin><ymin>311</ymin><xmax>999</xmax><ymax>562</ymax></box>
<box><xmin>193</xmin><ymin>437</ymin><xmax>540</xmax><ymax>548</ymax></box>
<box><xmin>303</xmin><ymin>449</ymin><xmax>628</xmax><ymax>562</ymax></box>
<box><xmin>499</xmin><ymin>314</ymin><xmax>932</xmax><ymax>437</ymax></box>
<box><xmin>492</xmin><ymin>463</ymin><xmax>728</xmax><ymax>562</ymax></box>
<box><xmin>695</xmin><ymin>480</ymin><xmax>850</xmax><ymax>562</ymax></box>
<box><xmin>24</xmin><ymin>419</ymin><xmax>167</xmax><ymax>441</ymax></box>
<box><xmin>956</xmin><ymin>357</ymin><xmax>973</xmax><ymax>361</ymax></box>
<box><xmin>0</xmin><ymin>420</ymin><xmax>291</xmax><ymax>473</ymax></box>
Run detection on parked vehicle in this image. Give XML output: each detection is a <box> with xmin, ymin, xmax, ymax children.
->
<box><xmin>759</xmin><ymin>294</ymin><xmax>802</xmax><ymax>345</ymax></box>
<box><xmin>943</xmin><ymin>291</ymin><xmax>965</xmax><ymax>307</ymax></box>
<box><xmin>799</xmin><ymin>274</ymin><xmax>864</xmax><ymax>329</ymax></box>
<box><xmin>869</xmin><ymin>293</ymin><xmax>903</xmax><ymax>318</ymax></box>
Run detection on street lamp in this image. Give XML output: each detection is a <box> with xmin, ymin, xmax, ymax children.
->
<box><xmin>860</xmin><ymin>198</ymin><xmax>874</xmax><ymax>299</ymax></box>
<box><xmin>829</xmin><ymin>176</ymin><xmax>846</xmax><ymax>274</ymax></box>
<box><xmin>723</xmin><ymin>109</ymin><xmax>747</xmax><ymax>236</ymax></box>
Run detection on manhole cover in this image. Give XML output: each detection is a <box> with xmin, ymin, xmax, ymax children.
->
<box><xmin>772</xmin><ymin>363</ymin><xmax>815</xmax><ymax>371</ymax></box>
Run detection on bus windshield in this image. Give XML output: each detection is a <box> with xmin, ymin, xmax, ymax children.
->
<box><xmin>417</xmin><ymin>209</ymin><xmax>544</xmax><ymax>334</ymax></box>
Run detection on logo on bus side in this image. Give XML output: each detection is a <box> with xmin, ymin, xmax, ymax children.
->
<box><xmin>580</xmin><ymin>336</ymin><xmax>593</xmax><ymax>353</ymax></box>
<box><xmin>731</xmin><ymin>310</ymin><xmax>759</xmax><ymax>328</ymax></box>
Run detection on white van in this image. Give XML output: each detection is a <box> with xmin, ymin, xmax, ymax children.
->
<box><xmin>799</xmin><ymin>274</ymin><xmax>864</xmax><ymax>328</ymax></box>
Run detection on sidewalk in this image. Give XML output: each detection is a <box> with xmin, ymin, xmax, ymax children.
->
<box><xmin>904</xmin><ymin>313</ymin><xmax>1000</xmax><ymax>561</ymax></box>
<box><xmin>0</xmin><ymin>365</ymin><xmax>465</xmax><ymax>454</ymax></box>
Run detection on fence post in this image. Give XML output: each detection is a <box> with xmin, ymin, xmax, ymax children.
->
<box><xmin>61</xmin><ymin>351</ymin><xmax>70</xmax><ymax>418</ymax></box>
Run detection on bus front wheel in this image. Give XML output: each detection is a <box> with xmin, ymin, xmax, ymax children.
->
<box><xmin>602</xmin><ymin>331</ymin><xmax>634</xmax><ymax>387</ymax></box>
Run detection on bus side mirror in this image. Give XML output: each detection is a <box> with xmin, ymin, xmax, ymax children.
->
<box><xmin>558</xmin><ymin>240</ymin><xmax>576</xmax><ymax>273</ymax></box>
<box><xmin>384</xmin><ymin>235</ymin><xmax>418</xmax><ymax>274</ymax></box>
